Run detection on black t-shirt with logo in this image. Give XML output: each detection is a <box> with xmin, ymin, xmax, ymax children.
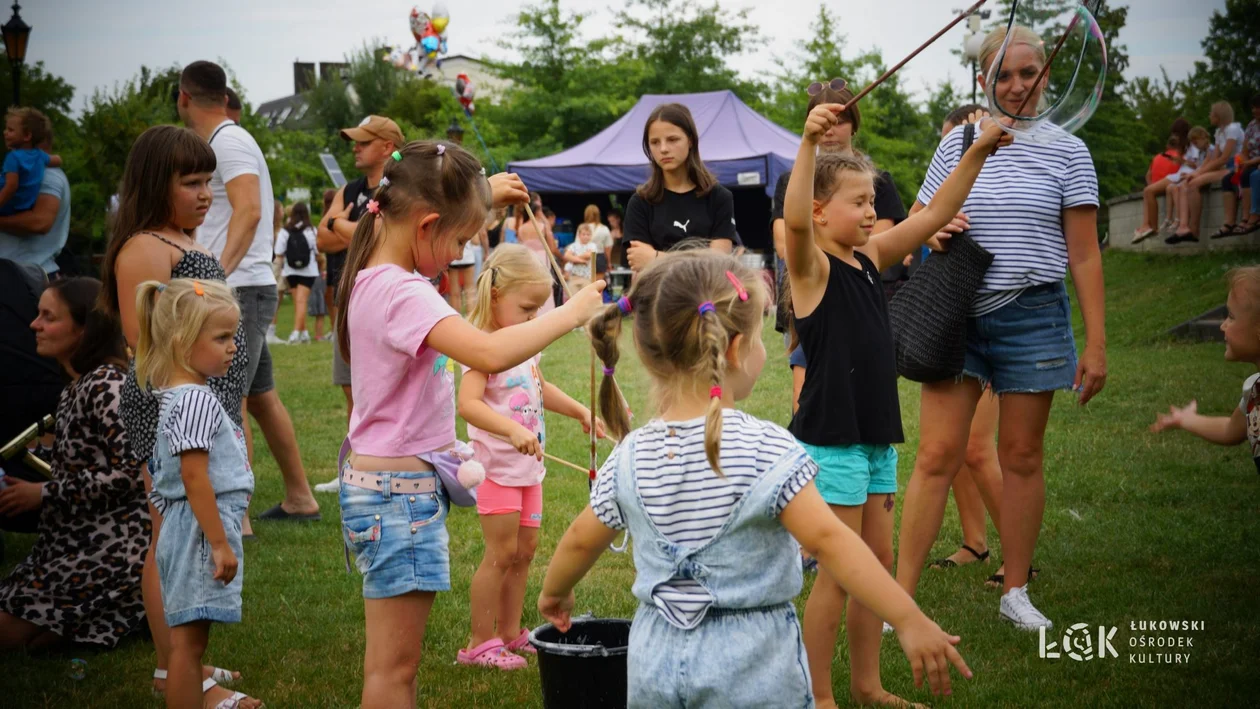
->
<box><xmin>325</xmin><ymin>176</ymin><xmax>379</xmax><ymax>294</ymax></box>
<box><xmin>624</xmin><ymin>184</ymin><xmax>737</xmax><ymax>254</ymax></box>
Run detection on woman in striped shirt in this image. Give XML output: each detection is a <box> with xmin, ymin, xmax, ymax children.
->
<box><xmin>893</xmin><ymin>24</ymin><xmax>1108</xmax><ymax>632</ymax></box>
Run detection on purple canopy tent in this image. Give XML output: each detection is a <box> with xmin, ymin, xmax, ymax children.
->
<box><xmin>507</xmin><ymin>90</ymin><xmax>799</xmax><ymax>199</ymax></box>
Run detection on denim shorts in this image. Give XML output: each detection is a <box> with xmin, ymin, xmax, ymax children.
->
<box><xmin>788</xmin><ymin>344</ymin><xmax>807</xmax><ymax>369</ymax></box>
<box><xmin>627</xmin><ymin>603</ymin><xmax>813</xmax><ymax>709</ymax></box>
<box><xmin>339</xmin><ymin>465</ymin><xmax>450</xmax><ymax>598</ymax></box>
<box><xmin>801</xmin><ymin>442</ymin><xmax>898</xmax><ymax>506</ymax></box>
<box><xmin>156</xmin><ymin>491</ymin><xmax>250</xmax><ymax>626</ymax></box>
<box><xmin>235</xmin><ymin>285</ymin><xmax>276</xmax><ymax>396</ymax></box>
<box><xmin>964</xmin><ymin>282</ymin><xmax>1078</xmax><ymax>395</ymax></box>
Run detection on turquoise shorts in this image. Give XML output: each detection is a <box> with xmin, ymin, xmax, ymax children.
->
<box><xmin>800</xmin><ymin>442</ymin><xmax>898</xmax><ymax>507</ymax></box>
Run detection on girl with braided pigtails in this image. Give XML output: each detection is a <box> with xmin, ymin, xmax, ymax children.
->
<box><xmin>537</xmin><ymin>250</ymin><xmax>971</xmax><ymax>708</ymax></box>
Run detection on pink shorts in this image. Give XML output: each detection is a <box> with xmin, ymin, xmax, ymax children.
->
<box><xmin>476</xmin><ymin>479</ymin><xmax>543</xmax><ymax>527</ymax></box>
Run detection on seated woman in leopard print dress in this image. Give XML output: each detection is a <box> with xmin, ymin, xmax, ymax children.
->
<box><xmin>0</xmin><ymin>277</ymin><xmax>147</xmax><ymax>650</ymax></box>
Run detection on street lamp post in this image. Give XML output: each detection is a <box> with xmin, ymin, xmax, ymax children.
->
<box><xmin>446</xmin><ymin>118</ymin><xmax>465</xmax><ymax>145</ymax></box>
<box><xmin>960</xmin><ymin>9</ymin><xmax>989</xmax><ymax>103</ymax></box>
<box><xmin>2</xmin><ymin>2</ymin><xmax>31</xmax><ymax>107</ymax></box>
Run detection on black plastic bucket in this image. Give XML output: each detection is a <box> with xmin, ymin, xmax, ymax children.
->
<box><xmin>530</xmin><ymin>617</ymin><xmax>631</xmax><ymax>709</ymax></box>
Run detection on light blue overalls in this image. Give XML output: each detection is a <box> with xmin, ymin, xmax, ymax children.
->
<box><xmin>611</xmin><ymin>433</ymin><xmax>815</xmax><ymax>708</ymax></box>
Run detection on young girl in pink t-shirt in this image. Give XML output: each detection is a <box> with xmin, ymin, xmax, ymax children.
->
<box><xmin>332</xmin><ymin>142</ymin><xmax>606</xmax><ymax>708</ymax></box>
<box><xmin>456</xmin><ymin>244</ymin><xmax>607</xmax><ymax>669</ymax></box>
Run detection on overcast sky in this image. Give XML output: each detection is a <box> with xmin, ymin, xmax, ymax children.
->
<box><xmin>21</xmin><ymin>0</ymin><xmax>1219</xmax><ymax>113</ymax></box>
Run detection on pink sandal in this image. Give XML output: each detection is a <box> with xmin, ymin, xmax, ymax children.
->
<box><xmin>457</xmin><ymin>639</ymin><xmax>527</xmax><ymax>670</ymax></box>
<box><xmin>505</xmin><ymin>628</ymin><xmax>537</xmax><ymax>656</ymax></box>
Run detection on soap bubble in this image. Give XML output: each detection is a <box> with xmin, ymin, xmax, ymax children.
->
<box><xmin>983</xmin><ymin>0</ymin><xmax>1108</xmax><ymax>144</ymax></box>
<box><xmin>68</xmin><ymin>658</ymin><xmax>87</xmax><ymax>680</ymax></box>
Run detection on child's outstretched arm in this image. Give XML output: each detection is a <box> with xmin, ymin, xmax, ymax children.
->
<box><xmin>784</xmin><ymin>105</ymin><xmax>840</xmax><ymax>318</ymax></box>
<box><xmin>179</xmin><ymin>450</ymin><xmax>237</xmax><ymax>584</ymax></box>
<box><xmin>46</xmin><ymin>154</ymin><xmax>62</xmax><ymax>168</ymax></box>
<box><xmin>541</xmin><ymin>381</ymin><xmax>605</xmax><ymax>439</ymax></box>
<box><xmin>457</xmin><ymin>370</ymin><xmax>542</xmax><ymax>459</ymax></box>
<box><xmin>538</xmin><ymin>506</ymin><xmax>620</xmax><ymax>632</ymax></box>
<box><xmin>428</xmin><ymin>279</ymin><xmax>606</xmax><ymax>374</ymax></box>
<box><xmin>862</xmin><ymin>118</ymin><xmax>1012</xmax><ymax>272</ymax></box>
<box><xmin>1150</xmin><ymin>400</ymin><xmax>1247</xmax><ymax>445</ymax></box>
<box><xmin>782</xmin><ymin>482</ymin><xmax>972</xmax><ymax>696</ymax></box>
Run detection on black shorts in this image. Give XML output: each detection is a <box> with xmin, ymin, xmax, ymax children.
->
<box><xmin>286</xmin><ymin>275</ymin><xmax>316</xmax><ymax>290</ymax></box>
<box><xmin>1223</xmin><ymin>173</ymin><xmax>1240</xmax><ymax>195</ymax></box>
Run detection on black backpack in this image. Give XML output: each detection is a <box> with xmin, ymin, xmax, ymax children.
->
<box><xmin>284</xmin><ymin>226</ymin><xmax>311</xmax><ymax>270</ymax></box>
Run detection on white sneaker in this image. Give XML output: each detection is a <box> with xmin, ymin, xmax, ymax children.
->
<box><xmin>265</xmin><ymin>324</ymin><xmax>284</xmax><ymax>345</ymax></box>
<box><xmin>999</xmin><ymin>585</ymin><xmax>1052</xmax><ymax>631</ymax></box>
<box><xmin>313</xmin><ymin>477</ymin><xmax>340</xmax><ymax>493</ymax></box>
<box><xmin>319</xmin><ymin>332</ymin><xmax>333</xmax><ymax>342</ymax></box>
<box><xmin>298</xmin><ymin>330</ymin><xmax>311</xmax><ymax>344</ymax></box>
<box><xmin>882</xmin><ymin>622</ymin><xmax>894</xmax><ymax>635</ymax></box>
<box><xmin>286</xmin><ymin>331</ymin><xmax>302</xmax><ymax>345</ymax></box>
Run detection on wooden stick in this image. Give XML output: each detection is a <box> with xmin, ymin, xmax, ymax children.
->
<box><xmin>846</xmin><ymin>0</ymin><xmax>989</xmax><ymax>108</ymax></box>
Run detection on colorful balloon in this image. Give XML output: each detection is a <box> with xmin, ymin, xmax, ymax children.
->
<box><xmin>455</xmin><ymin>73</ymin><xmax>475</xmax><ymax>115</ymax></box>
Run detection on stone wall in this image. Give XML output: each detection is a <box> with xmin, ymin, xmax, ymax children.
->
<box><xmin>1107</xmin><ymin>183</ymin><xmax>1260</xmax><ymax>252</ymax></box>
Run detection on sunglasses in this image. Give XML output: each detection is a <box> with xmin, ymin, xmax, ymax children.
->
<box><xmin>806</xmin><ymin>78</ymin><xmax>847</xmax><ymax>96</ymax></box>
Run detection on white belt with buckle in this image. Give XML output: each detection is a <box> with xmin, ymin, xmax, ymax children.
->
<box><xmin>341</xmin><ymin>468</ymin><xmax>438</xmax><ymax>494</ymax></box>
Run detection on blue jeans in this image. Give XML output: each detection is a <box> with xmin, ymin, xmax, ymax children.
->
<box><xmin>627</xmin><ymin>602</ymin><xmax>813</xmax><ymax>708</ymax></box>
<box><xmin>1247</xmin><ymin>166</ymin><xmax>1259</xmax><ymax>217</ymax></box>
<box><xmin>339</xmin><ymin>466</ymin><xmax>450</xmax><ymax>598</ymax></box>
<box><xmin>964</xmin><ymin>282</ymin><xmax>1078</xmax><ymax>394</ymax></box>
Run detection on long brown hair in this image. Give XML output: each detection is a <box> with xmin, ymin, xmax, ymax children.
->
<box><xmin>335</xmin><ymin>140</ymin><xmax>492</xmax><ymax>358</ymax></box>
<box><xmin>636</xmin><ymin>103</ymin><xmax>718</xmax><ymax>204</ymax></box>
<box><xmin>589</xmin><ymin>250</ymin><xmax>765</xmax><ymax>476</ymax></box>
<box><xmin>99</xmin><ymin>126</ymin><xmax>216</xmax><ymax>316</ymax></box>
<box><xmin>285</xmin><ymin>202</ymin><xmax>311</xmax><ymax>231</ymax></box>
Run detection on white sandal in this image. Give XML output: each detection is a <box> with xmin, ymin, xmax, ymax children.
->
<box><xmin>204</xmin><ymin>678</ymin><xmax>262</xmax><ymax>709</ymax></box>
<box><xmin>153</xmin><ymin>668</ymin><xmax>241</xmax><ymax>696</ymax></box>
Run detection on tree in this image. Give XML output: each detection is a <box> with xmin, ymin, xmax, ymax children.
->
<box><xmin>610</xmin><ymin>0</ymin><xmax>763</xmax><ymax>97</ymax></box>
<box><xmin>1195</xmin><ymin>0</ymin><xmax>1260</xmax><ymax>112</ymax></box>
<box><xmin>0</xmin><ymin>57</ymin><xmax>76</xmax><ymax>137</ymax></box>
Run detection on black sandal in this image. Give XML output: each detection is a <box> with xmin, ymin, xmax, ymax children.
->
<box><xmin>1210</xmin><ymin>224</ymin><xmax>1239</xmax><ymax>239</ymax></box>
<box><xmin>929</xmin><ymin>544</ymin><xmax>990</xmax><ymax>569</ymax></box>
<box><xmin>985</xmin><ymin>565</ymin><xmax>1040</xmax><ymax>587</ymax></box>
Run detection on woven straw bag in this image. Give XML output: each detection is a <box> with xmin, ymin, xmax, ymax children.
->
<box><xmin>888</xmin><ymin>124</ymin><xmax>994</xmax><ymax>383</ymax></box>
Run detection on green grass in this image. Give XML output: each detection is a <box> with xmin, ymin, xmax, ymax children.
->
<box><xmin>6</xmin><ymin>250</ymin><xmax>1260</xmax><ymax>707</ymax></box>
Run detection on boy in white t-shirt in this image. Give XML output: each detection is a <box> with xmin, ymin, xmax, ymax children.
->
<box><xmin>564</xmin><ymin>223</ymin><xmax>600</xmax><ymax>290</ymax></box>
<box><xmin>1152</xmin><ymin>266</ymin><xmax>1260</xmax><ymax>473</ymax></box>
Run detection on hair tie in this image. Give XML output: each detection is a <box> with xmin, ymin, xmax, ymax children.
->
<box><xmin>616</xmin><ymin>296</ymin><xmax>633</xmax><ymax>315</ymax></box>
<box><xmin>602</xmin><ymin>366</ymin><xmax>616</xmax><ymax>376</ymax></box>
<box><xmin>192</xmin><ymin>281</ymin><xmax>205</xmax><ymax>297</ymax></box>
<box><xmin>436</xmin><ymin>144</ymin><xmax>446</xmax><ymax>156</ymax></box>
<box><xmin>379</xmin><ymin>176</ymin><xmax>391</xmax><ymax>187</ymax></box>
<box><xmin>155</xmin><ymin>283</ymin><xmax>167</xmax><ymax>293</ymax></box>
<box><xmin>725</xmin><ymin>271</ymin><xmax>748</xmax><ymax>301</ymax></box>
<box><xmin>709</xmin><ymin>386</ymin><xmax>722</xmax><ymax>399</ymax></box>
<box><xmin>698</xmin><ymin>301</ymin><xmax>716</xmax><ymax>315</ymax></box>
<box><xmin>366</xmin><ymin>200</ymin><xmax>380</xmax><ymax>215</ymax></box>
<box><xmin>391</xmin><ymin>150</ymin><xmax>402</xmax><ymax>161</ymax></box>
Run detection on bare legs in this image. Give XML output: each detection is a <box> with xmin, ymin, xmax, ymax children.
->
<box><xmin>362</xmin><ymin>592</ymin><xmax>436</xmax><ymax>709</ymax></box>
<box><xmin>940</xmin><ymin>391</ymin><xmax>1003</xmax><ymax>568</ymax></box>
<box><xmin>804</xmin><ymin>497</ymin><xmax>918</xmax><ymax>709</ymax></box>
<box><xmin>995</xmin><ymin>393</ymin><xmax>1055</xmax><ymax>592</ymax></box>
<box><xmin>246</xmin><ymin>390</ymin><xmax>319</xmax><ymax>516</ymax></box>
<box><xmin>468</xmin><ymin>512</ymin><xmax>538</xmax><ymax>649</ymax></box>
<box><xmin>290</xmin><ymin>285</ymin><xmax>310</xmax><ymax>335</ymax></box>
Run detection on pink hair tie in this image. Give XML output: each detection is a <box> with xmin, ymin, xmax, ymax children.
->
<box><xmin>725</xmin><ymin>271</ymin><xmax>748</xmax><ymax>301</ymax></box>
<box><xmin>616</xmin><ymin>296</ymin><xmax>633</xmax><ymax>315</ymax></box>
<box><xmin>436</xmin><ymin>144</ymin><xmax>446</xmax><ymax>156</ymax></box>
<box><xmin>697</xmin><ymin>301</ymin><xmax>716</xmax><ymax>315</ymax></box>
<box><xmin>709</xmin><ymin>386</ymin><xmax>722</xmax><ymax>399</ymax></box>
<box><xmin>366</xmin><ymin>200</ymin><xmax>380</xmax><ymax>215</ymax></box>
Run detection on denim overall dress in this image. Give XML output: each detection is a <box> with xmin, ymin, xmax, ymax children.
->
<box><xmin>611</xmin><ymin>434</ymin><xmax>815</xmax><ymax>708</ymax></box>
<box><xmin>150</xmin><ymin>384</ymin><xmax>253</xmax><ymax>626</ymax></box>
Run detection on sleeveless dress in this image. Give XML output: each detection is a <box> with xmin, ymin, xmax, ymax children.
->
<box><xmin>119</xmin><ymin>232</ymin><xmax>249</xmax><ymax>461</ymax></box>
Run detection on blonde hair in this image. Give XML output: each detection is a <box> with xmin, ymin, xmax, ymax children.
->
<box><xmin>979</xmin><ymin>25</ymin><xmax>1046</xmax><ymax>75</ymax></box>
<box><xmin>1211</xmin><ymin>101</ymin><xmax>1235</xmax><ymax>126</ymax></box>
<box><xmin>467</xmin><ymin>243</ymin><xmax>553</xmax><ymax>330</ymax></box>
<box><xmin>576</xmin><ymin>223</ymin><xmax>593</xmax><ymax>236</ymax></box>
<box><xmin>335</xmin><ymin>140</ymin><xmax>493</xmax><ymax>359</ymax></box>
<box><xmin>1228</xmin><ymin>266</ymin><xmax>1260</xmax><ymax>321</ymax></box>
<box><xmin>589</xmin><ymin>250</ymin><xmax>765</xmax><ymax>476</ymax></box>
<box><xmin>1188</xmin><ymin>126</ymin><xmax>1211</xmax><ymax>146</ymax></box>
<box><xmin>134</xmin><ymin>278</ymin><xmax>240</xmax><ymax>390</ymax></box>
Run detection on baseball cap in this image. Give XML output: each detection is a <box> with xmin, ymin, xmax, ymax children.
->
<box><xmin>340</xmin><ymin>115</ymin><xmax>405</xmax><ymax>147</ymax></box>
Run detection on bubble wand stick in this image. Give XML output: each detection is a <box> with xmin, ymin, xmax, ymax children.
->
<box><xmin>843</xmin><ymin>0</ymin><xmax>989</xmax><ymax>109</ymax></box>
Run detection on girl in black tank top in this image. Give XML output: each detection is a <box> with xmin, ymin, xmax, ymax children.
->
<box><xmin>782</xmin><ymin>101</ymin><xmax>1007</xmax><ymax>708</ymax></box>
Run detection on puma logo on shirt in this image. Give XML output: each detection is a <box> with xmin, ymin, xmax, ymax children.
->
<box><xmin>673</xmin><ymin>219</ymin><xmax>690</xmax><ymax>233</ymax></box>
